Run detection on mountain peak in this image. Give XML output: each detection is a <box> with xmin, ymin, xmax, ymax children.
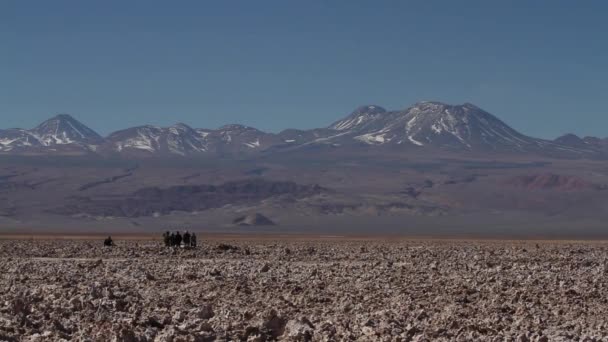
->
<box><xmin>329</xmin><ymin>105</ymin><xmax>388</xmax><ymax>131</ymax></box>
<box><xmin>50</xmin><ymin>113</ymin><xmax>77</xmax><ymax>120</ymax></box>
<box><xmin>556</xmin><ymin>133</ymin><xmax>581</xmax><ymax>140</ymax></box>
<box><xmin>353</xmin><ymin>105</ymin><xmax>386</xmax><ymax>114</ymax></box>
<box><xmin>218</xmin><ymin>124</ymin><xmax>258</xmax><ymax>132</ymax></box>
<box><xmin>399</xmin><ymin>101</ymin><xmax>536</xmax><ymax>148</ymax></box>
<box><xmin>33</xmin><ymin>114</ymin><xmax>103</xmax><ymax>145</ymax></box>
<box><xmin>170</xmin><ymin>123</ymin><xmax>195</xmax><ymax>132</ymax></box>
<box><xmin>554</xmin><ymin>133</ymin><xmax>589</xmax><ymax>148</ymax></box>
<box><xmin>410</xmin><ymin>101</ymin><xmax>480</xmax><ymax>111</ymax></box>
<box><xmin>462</xmin><ymin>102</ymin><xmax>481</xmax><ymax>110</ymax></box>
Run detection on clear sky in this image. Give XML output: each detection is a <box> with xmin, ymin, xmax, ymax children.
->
<box><xmin>1</xmin><ymin>1</ymin><xmax>607</xmax><ymax>139</ymax></box>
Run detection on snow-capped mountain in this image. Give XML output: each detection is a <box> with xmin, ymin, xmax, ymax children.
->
<box><xmin>0</xmin><ymin>114</ymin><xmax>102</xmax><ymax>153</ymax></box>
<box><xmin>322</xmin><ymin>102</ymin><xmax>601</xmax><ymax>154</ymax></box>
<box><xmin>103</xmin><ymin>123</ymin><xmax>278</xmax><ymax>156</ymax></box>
<box><xmin>2</xmin><ymin>103</ymin><xmax>606</xmax><ymax>158</ymax></box>
<box><xmin>396</xmin><ymin>102</ymin><xmax>537</xmax><ymax>149</ymax></box>
<box><xmin>32</xmin><ymin>114</ymin><xmax>103</xmax><ymax>146</ymax></box>
<box><xmin>104</xmin><ymin>124</ymin><xmax>208</xmax><ymax>156</ymax></box>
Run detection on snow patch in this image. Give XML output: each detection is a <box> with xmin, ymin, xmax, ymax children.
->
<box><xmin>408</xmin><ymin>135</ymin><xmax>424</xmax><ymax>146</ymax></box>
<box><xmin>355</xmin><ymin>133</ymin><xmax>388</xmax><ymax>144</ymax></box>
<box><xmin>244</xmin><ymin>139</ymin><xmax>261</xmax><ymax>148</ymax></box>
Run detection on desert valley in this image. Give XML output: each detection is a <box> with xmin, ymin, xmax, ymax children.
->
<box><xmin>1</xmin><ymin>101</ymin><xmax>608</xmax><ymax>237</ymax></box>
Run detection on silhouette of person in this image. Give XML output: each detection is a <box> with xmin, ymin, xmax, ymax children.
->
<box><xmin>183</xmin><ymin>231</ymin><xmax>191</xmax><ymax>247</ymax></box>
<box><xmin>175</xmin><ymin>231</ymin><xmax>182</xmax><ymax>247</ymax></box>
<box><xmin>163</xmin><ymin>231</ymin><xmax>171</xmax><ymax>247</ymax></box>
<box><xmin>104</xmin><ymin>236</ymin><xmax>114</xmax><ymax>247</ymax></box>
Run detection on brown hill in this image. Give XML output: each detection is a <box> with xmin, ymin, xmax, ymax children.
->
<box><xmin>232</xmin><ymin>213</ymin><xmax>276</xmax><ymax>226</ymax></box>
<box><xmin>504</xmin><ymin>173</ymin><xmax>594</xmax><ymax>191</ymax></box>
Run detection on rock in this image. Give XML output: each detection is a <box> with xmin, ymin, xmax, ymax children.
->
<box><xmin>216</xmin><ymin>244</ymin><xmax>239</xmax><ymax>252</ymax></box>
<box><xmin>283</xmin><ymin>317</ymin><xmax>315</xmax><ymax>339</ymax></box>
<box><xmin>2</xmin><ymin>239</ymin><xmax>608</xmax><ymax>340</ymax></box>
<box><xmin>362</xmin><ymin>326</ymin><xmax>375</xmax><ymax>336</ymax></box>
<box><xmin>262</xmin><ymin>309</ymin><xmax>287</xmax><ymax>338</ymax></box>
<box><xmin>143</xmin><ymin>328</ymin><xmax>158</xmax><ymax>341</ymax></box>
<box><xmin>112</xmin><ymin>325</ymin><xmax>137</xmax><ymax>342</ymax></box>
<box><xmin>154</xmin><ymin>326</ymin><xmax>176</xmax><ymax>342</ymax></box>
<box><xmin>194</xmin><ymin>305</ymin><xmax>214</xmax><ymax>320</ymax></box>
<box><xmin>193</xmin><ymin>332</ymin><xmax>216</xmax><ymax>342</ymax></box>
<box><xmin>172</xmin><ymin>311</ymin><xmax>185</xmax><ymax>323</ymax></box>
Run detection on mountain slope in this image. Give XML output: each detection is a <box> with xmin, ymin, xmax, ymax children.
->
<box><xmin>0</xmin><ymin>129</ymin><xmax>44</xmax><ymax>151</ymax></box>
<box><xmin>329</xmin><ymin>105</ymin><xmax>388</xmax><ymax>131</ymax></box>
<box><xmin>0</xmin><ymin>114</ymin><xmax>102</xmax><ymax>153</ymax></box>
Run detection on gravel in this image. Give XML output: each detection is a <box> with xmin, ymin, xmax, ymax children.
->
<box><xmin>1</xmin><ymin>239</ymin><xmax>608</xmax><ymax>341</ymax></box>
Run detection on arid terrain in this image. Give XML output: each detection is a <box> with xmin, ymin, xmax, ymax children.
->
<box><xmin>4</xmin><ymin>103</ymin><xmax>608</xmax><ymax>237</ymax></box>
<box><xmin>4</xmin><ymin>150</ymin><xmax>608</xmax><ymax>238</ymax></box>
<box><xmin>1</xmin><ymin>237</ymin><xmax>607</xmax><ymax>341</ymax></box>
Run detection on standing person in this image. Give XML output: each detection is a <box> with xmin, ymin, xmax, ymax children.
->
<box><xmin>104</xmin><ymin>236</ymin><xmax>114</xmax><ymax>247</ymax></box>
<box><xmin>170</xmin><ymin>232</ymin><xmax>176</xmax><ymax>247</ymax></box>
<box><xmin>163</xmin><ymin>231</ymin><xmax>171</xmax><ymax>247</ymax></box>
<box><xmin>175</xmin><ymin>231</ymin><xmax>182</xmax><ymax>248</ymax></box>
<box><xmin>191</xmin><ymin>233</ymin><xmax>197</xmax><ymax>248</ymax></box>
<box><xmin>183</xmin><ymin>231</ymin><xmax>191</xmax><ymax>247</ymax></box>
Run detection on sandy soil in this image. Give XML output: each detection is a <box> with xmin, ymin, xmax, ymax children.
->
<box><xmin>1</xmin><ymin>238</ymin><xmax>607</xmax><ymax>341</ymax></box>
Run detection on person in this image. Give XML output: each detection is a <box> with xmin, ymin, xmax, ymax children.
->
<box><xmin>191</xmin><ymin>233</ymin><xmax>197</xmax><ymax>248</ymax></box>
<box><xmin>170</xmin><ymin>232</ymin><xmax>176</xmax><ymax>247</ymax></box>
<box><xmin>163</xmin><ymin>231</ymin><xmax>171</xmax><ymax>247</ymax></box>
<box><xmin>104</xmin><ymin>236</ymin><xmax>114</xmax><ymax>247</ymax></box>
<box><xmin>174</xmin><ymin>231</ymin><xmax>182</xmax><ymax>247</ymax></box>
<box><xmin>183</xmin><ymin>231</ymin><xmax>191</xmax><ymax>247</ymax></box>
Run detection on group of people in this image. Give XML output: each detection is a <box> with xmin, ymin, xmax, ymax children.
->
<box><xmin>163</xmin><ymin>231</ymin><xmax>197</xmax><ymax>248</ymax></box>
<box><xmin>102</xmin><ymin>231</ymin><xmax>198</xmax><ymax>248</ymax></box>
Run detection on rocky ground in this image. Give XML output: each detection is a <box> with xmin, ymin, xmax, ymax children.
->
<box><xmin>1</xmin><ymin>238</ymin><xmax>608</xmax><ymax>341</ymax></box>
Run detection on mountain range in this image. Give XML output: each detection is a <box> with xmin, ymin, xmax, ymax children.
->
<box><xmin>3</xmin><ymin>101</ymin><xmax>608</xmax><ymax>237</ymax></box>
<box><xmin>2</xmin><ymin>101</ymin><xmax>606</xmax><ymax>158</ymax></box>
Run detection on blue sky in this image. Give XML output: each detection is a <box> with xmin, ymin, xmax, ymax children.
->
<box><xmin>1</xmin><ymin>1</ymin><xmax>607</xmax><ymax>138</ymax></box>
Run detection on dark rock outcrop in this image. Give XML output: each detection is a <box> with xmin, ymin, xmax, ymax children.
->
<box><xmin>53</xmin><ymin>179</ymin><xmax>326</xmax><ymax>218</ymax></box>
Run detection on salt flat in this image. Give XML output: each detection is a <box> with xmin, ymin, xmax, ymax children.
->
<box><xmin>1</xmin><ymin>239</ymin><xmax>607</xmax><ymax>341</ymax></box>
